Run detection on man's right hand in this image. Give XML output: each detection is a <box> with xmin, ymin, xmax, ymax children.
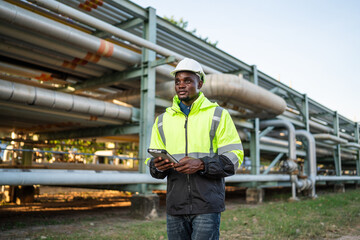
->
<box><xmin>153</xmin><ymin>157</ymin><xmax>174</xmax><ymax>171</ymax></box>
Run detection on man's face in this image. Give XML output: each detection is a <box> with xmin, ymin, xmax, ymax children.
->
<box><xmin>175</xmin><ymin>71</ymin><xmax>203</xmax><ymax>105</ymax></box>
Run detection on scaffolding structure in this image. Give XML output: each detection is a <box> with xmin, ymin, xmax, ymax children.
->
<box><xmin>0</xmin><ymin>0</ymin><xmax>359</xmax><ymax>200</ymax></box>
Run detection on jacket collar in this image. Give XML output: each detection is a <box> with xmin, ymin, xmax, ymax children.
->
<box><xmin>167</xmin><ymin>92</ymin><xmax>218</xmax><ymax>115</ymax></box>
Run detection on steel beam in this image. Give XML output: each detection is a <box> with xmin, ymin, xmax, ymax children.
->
<box><xmin>250</xmin><ymin>65</ymin><xmax>260</xmax><ymax>175</ymax></box>
<box><xmin>138</xmin><ymin>7</ymin><xmax>156</xmax><ymax>176</ymax></box>
<box><xmin>333</xmin><ymin>111</ymin><xmax>342</xmax><ymax>175</ymax></box>
<box><xmin>94</xmin><ymin>17</ymin><xmax>144</xmax><ymax>38</ymax></box>
<box><xmin>37</xmin><ymin>124</ymin><xmax>140</xmax><ymax>140</ymax></box>
<box><xmin>262</xmin><ymin>153</ymin><xmax>284</xmax><ymax>175</ymax></box>
<box><xmin>72</xmin><ymin>67</ymin><xmax>144</xmax><ymax>91</ymax></box>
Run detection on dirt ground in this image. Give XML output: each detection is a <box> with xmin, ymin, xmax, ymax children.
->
<box><xmin>0</xmin><ymin>187</ymin><xmax>359</xmax><ymax>240</ymax></box>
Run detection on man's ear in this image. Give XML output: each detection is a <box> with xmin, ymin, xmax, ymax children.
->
<box><xmin>198</xmin><ymin>80</ymin><xmax>203</xmax><ymax>89</ymax></box>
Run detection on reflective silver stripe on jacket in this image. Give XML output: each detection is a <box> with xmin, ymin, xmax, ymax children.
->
<box><xmin>223</xmin><ymin>151</ymin><xmax>240</xmax><ymax>171</ymax></box>
<box><xmin>218</xmin><ymin>144</ymin><xmax>243</xmax><ymax>155</ymax></box>
<box><xmin>209</xmin><ymin>107</ymin><xmax>224</xmax><ymax>156</ymax></box>
<box><xmin>157</xmin><ymin>113</ymin><xmax>166</xmax><ymax>146</ymax></box>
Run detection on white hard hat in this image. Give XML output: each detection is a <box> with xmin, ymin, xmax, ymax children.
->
<box><xmin>170</xmin><ymin>58</ymin><xmax>205</xmax><ymax>82</ymax></box>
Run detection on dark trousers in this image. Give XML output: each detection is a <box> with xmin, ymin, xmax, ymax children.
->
<box><xmin>166</xmin><ymin>213</ymin><xmax>221</xmax><ymax>240</ymax></box>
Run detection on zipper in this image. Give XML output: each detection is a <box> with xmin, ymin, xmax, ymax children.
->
<box><xmin>184</xmin><ymin>115</ymin><xmax>193</xmax><ymax>213</ymax></box>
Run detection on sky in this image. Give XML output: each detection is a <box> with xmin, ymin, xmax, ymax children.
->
<box><xmin>131</xmin><ymin>0</ymin><xmax>360</xmax><ymax>123</ymax></box>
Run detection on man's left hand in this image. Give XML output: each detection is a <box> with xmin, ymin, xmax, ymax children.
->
<box><xmin>174</xmin><ymin>157</ymin><xmax>204</xmax><ymax>174</ymax></box>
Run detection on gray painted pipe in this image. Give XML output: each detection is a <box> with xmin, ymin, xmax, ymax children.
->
<box><xmin>343</xmin><ymin>142</ymin><xmax>360</xmax><ymax>150</ymax></box>
<box><xmin>260</xmin><ymin>136</ymin><xmax>357</xmax><ymax>160</ymax></box>
<box><xmin>283</xmin><ymin>110</ymin><xmax>355</xmax><ymax>141</ymax></box>
<box><xmin>316</xmin><ymin>176</ymin><xmax>360</xmax><ymax>181</ymax></box>
<box><xmin>28</xmin><ymin>0</ymin><xmax>220</xmax><ymax>75</ymax></box>
<box><xmin>0</xmin><ymin>168</ymin><xmax>290</xmax><ymax>185</ymax></box>
<box><xmin>296</xmin><ymin>130</ymin><xmax>317</xmax><ymax>198</ymax></box>
<box><xmin>313</xmin><ymin>134</ymin><xmax>348</xmax><ymax>145</ymax></box>
<box><xmin>0</xmin><ymin>79</ymin><xmax>133</xmax><ymax>121</ymax></box>
<box><xmin>0</xmin><ymin>61</ymin><xmax>68</xmax><ymax>85</ymax></box>
<box><xmin>119</xmin><ymin>74</ymin><xmax>287</xmax><ymax>118</ymax></box>
<box><xmin>0</xmin><ymin>24</ymin><xmax>127</xmax><ymax>71</ymax></box>
<box><xmin>0</xmin><ymin>1</ymin><xmax>141</xmax><ymax>66</ymax></box>
<box><xmin>260</xmin><ymin>119</ymin><xmax>296</xmax><ymax>160</ymax></box>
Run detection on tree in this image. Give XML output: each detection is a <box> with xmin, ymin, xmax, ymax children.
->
<box><xmin>164</xmin><ymin>16</ymin><xmax>218</xmax><ymax>47</ymax></box>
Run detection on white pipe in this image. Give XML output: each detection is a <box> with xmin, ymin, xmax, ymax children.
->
<box><xmin>119</xmin><ymin>74</ymin><xmax>287</xmax><ymax>118</ymax></box>
<box><xmin>343</xmin><ymin>142</ymin><xmax>360</xmax><ymax>150</ymax></box>
<box><xmin>27</xmin><ymin>0</ymin><xmax>220</xmax><ymax>74</ymax></box>
<box><xmin>0</xmin><ymin>168</ymin><xmax>291</xmax><ymax>185</ymax></box>
<box><xmin>0</xmin><ymin>79</ymin><xmax>133</xmax><ymax>121</ymax></box>
<box><xmin>296</xmin><ymin>130</ymin><xmax>317</xmax><ymax>197</ymax></box>
<box><xmin>0</xmin><ymin>24</ymin><xmax>127</xmax><ymax>71</ymax></box>
<box><xmin>0</xmin><ymin>169</ymin><xmax>166</xmax><ymax>185</ymax></box>
<box><xmin>316</xmin><ymin>176</ymin><xmax>360</xmax><ymax>181</ymax></box>
<box><xmin>0</xmin><ymin>1</ymin><xmax>141</xmax><ymax>66</ymax></box>
<box><xmin>313</xmin><ymin>134</ymin><xmax>348</xmax><ymax>145</ymax></box>
<box><xmin>260</xmin><ymin>119</ymin><xmax>296</xmax><ymax>160</ymax></box>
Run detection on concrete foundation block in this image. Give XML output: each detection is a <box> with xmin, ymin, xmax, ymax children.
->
<box><xmin>334</xmin><ymin>183</ymin><xmax>345</xmax><ymax>193</ymax></box>
<box><xmin>246</xmin><ymin>188</ymin><xmax>264</xmax><ymax>204</ymax></box>
<box><xmin>130</xmin><ymin>194</ymin><xmax>159</xmax><ymax>219</ymax></box>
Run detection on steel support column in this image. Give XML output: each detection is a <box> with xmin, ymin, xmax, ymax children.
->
<box><xmin>355</xmin><ymin>122</ymin><xmax>360</xmax><ymax>176</ymax></box>
<box><xmin>250</xmin><ymin>65</ymin><xmax>260</xmax><ymax>175</ymax></box>
<box><xmin>333</xmin><ymin>111</ymin><xmax>342</xmax><ymax>176</ymax></box>
<box><xmin>138</xmin><ymin>7</ymin><xmax>156</xmax><ymax>176</ymax></box>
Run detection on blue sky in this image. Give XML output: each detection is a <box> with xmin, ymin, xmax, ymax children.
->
<box><xmin>132</xmin><ymin>0</ymin><xmax>360</xmax><ymax>122</ymax></box>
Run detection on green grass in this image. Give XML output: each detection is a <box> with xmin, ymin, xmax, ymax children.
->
<box><xmin>2</xmin><ymin>189</ymin><xmax>360</xmax><ymax>240</ymax></box>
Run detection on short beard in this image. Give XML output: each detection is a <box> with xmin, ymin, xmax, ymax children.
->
<box><xmin>178</xmin><ymin>93</ymin><xmax>199</xmax><ymax>103</ymax></box>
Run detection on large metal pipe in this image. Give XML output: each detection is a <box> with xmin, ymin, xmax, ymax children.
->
<box><xmin>28</xmin><ymin>0</ymin><xmax>220</xmax><ymax>74</ymax></box>
<box><xmin>0</xmin><ymin>61</ymin><xmax>69</xmax><ymax>86</ymax></box>
<box><xmin>260</xmin><ymin>119</ymin><xmax>296</xmax><ymax>160</ymax></box>
<box><xmin>316</xmin><ymin>176</ymin><xmax>360</xmax><ymax>181</ymax></box>
<box><xmin>119</xmin><ymin>74</ymin><xmax>287</xmax><ymax>118</ymax></box>
<box><xmin>260</xmin><ymin>136</ymin><xmax>357</xmax><ymax>160</ymax></box>
<box><xmin>283</xmin><ymin>110</ymin><xmax>355</xmax><ymax>141</ymax></box>
<box><xmin>0</xmin><ymin>168</ymin><xmax>291</xmax><ymax>185</ymax></box>
<box><xmin>0</xmin><ymin>79</ymin><xmax>133</xmax><ymax>121</ymax></box>
<box><xmin>296</xmin><ymin>130</ymin><xmax>317</xmax><ymax>198</ymax></box>
<box><xmin>313</xmin><ymin>134</ymin><xmax>348</xmax><ymax>145</ymax></box>
<box><xmin>0</xmin><ymin>1</ymin><xmax>141</xmax><ymax>66</ymax></box>
<box><xmin>0</xmin><ymin>24</ymin><xmax>127</xmax><ymax>71</ymax></box>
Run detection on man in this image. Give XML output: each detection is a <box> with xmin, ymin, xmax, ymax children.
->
<box><xmin>146</xmin><ymin>58</ymin><xmax>243</xmax><ymax>240</ymax></box>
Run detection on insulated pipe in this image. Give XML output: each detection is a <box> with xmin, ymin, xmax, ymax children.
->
<box><xmin>0</xmin><ymin>40</ymin><xmax>103</xmax><ymax>77</ymax></box>
<box><xmin>313</xmin><ymin>134</ymin><xmax>348</xmax><ymax>145</ymax></box>
<box><xmin>260</xmin><ymin>119</ymin><xmax>301</xmax><ymax>199</ymax></box>
<box><xmin>343</xmin><ymin>142</ymin><xmax>360</xmax><ymax>150</ymax></box>
<box><xmin>260</xmin><ymin>119</ymin><xmax>296</xmax><ymax>160</ymax></box>
<box><xmin>119</xmin><ymin>74</ymin><xmax>287</xmax><ymax>118</ymax></box>
<box><xmin>260</xmin><ymin>136</ymin><xmax>357</xmax><ymax>160</ymax></box>
<box><xmin>0</xmin><ymin>24</ymin><xmax>128</xmax><ymax>71</ymax></box>
<box><xmin>283</xmin><ymin>110</ymin><xmax>355</xmax><ymax>141</ymax></box>
<box><xmin>28</xmin><ymin>0</ymin><xmax>220</xmax><ymax>74</ymax></box>
<box><xmin>0</xmin><ymin>1</ymin><xmax>141</xmax><ymax>66</ymax></box>
<box><xmin>0</xmin><ymin>168</ymin><xmax>291</xmax><ymax>185</ymax></box>
<box><xmin>0</xmin><ymin>61</ymin><xmax>69</xmax><ymax>86</ymax></box>
<box><xmin>296</xmin><ymin>130</ymin><xmax>317</xmax><ymax>198</ymax></box>
<box><xmin>0</xmin><ymin>79</ymin><xmax>133</xmax><ymax>121</ymax></box>
<box><xmin>316</xmin><ymin>176</ymin><xmax>360</xmax><ymax>181</ymax></box>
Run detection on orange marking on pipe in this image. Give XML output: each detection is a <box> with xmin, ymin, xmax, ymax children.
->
<box><xmin>86</xmin><ymin>0</ymin><xmax>98</xmax><ymax>9</ymax></box>
<box><xmin>96</xmin><ymin>40</ymin><xmax>106</xmax><ymax>56</ymax></box>
<box><xmin>79</xmin><ymin>3</ymin><xmax>92</xmax><ymax>12</ymax></box>
<box><xmin>84</xmin><ymin>52</ymin><xmax>101</xmax><ymax>63</ymax></box>
<box><xmin>105</xmin><ymin>41</ymin><xmax>114</xmax><ymax>57</ymax></box>
<box><xmin>62</xmin><ymin>60</ymin><xmax>77</xmax><ymax>70</ymax></box>
<box><xmin>35</xmin><ymin>73</ymin><xmax>53</xmax><ymax>82</ymax></box>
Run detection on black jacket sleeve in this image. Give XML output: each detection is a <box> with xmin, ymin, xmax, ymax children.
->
<box><xmin>198</xmin><ymin>154</ymin><xmax>235</xmax><ymax>179</ymax></box>
<box><xmin>149</xmin><ymin>158</ymin><xmax>170</xmax><ymax>179</ymax></box>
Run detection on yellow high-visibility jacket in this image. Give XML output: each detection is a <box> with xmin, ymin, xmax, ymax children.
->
<box><xmin>147</xmin><ymin>92</ymin><xmax>243</xmax><ymax>215</ymax></box>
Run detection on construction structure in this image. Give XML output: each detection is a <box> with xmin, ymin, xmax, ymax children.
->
<box><xmin>0</xmin><ymin>0</ymin><xmax>359</xmax><ymax>209</ymax></box>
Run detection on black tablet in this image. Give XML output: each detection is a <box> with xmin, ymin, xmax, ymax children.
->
<box><xmin>147</xmin><ymin>149</ymin><xmax>179</xmax><ymax>163</ymax></box>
